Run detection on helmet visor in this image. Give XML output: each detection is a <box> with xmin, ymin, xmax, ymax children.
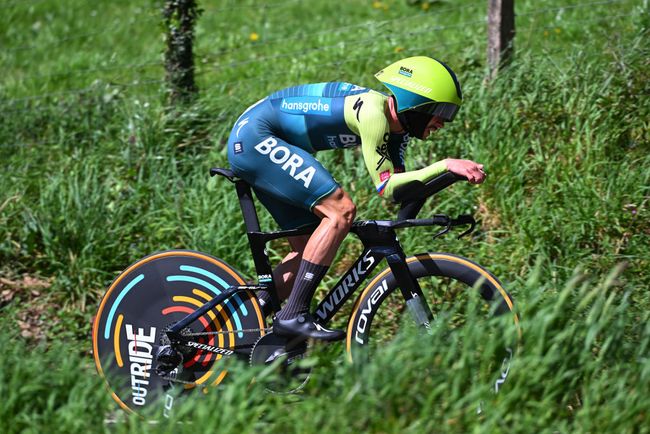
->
<box><xmin>413</xmin><ymin>102</ymin><xmax>460</xmax><ymax>122</ymax></box>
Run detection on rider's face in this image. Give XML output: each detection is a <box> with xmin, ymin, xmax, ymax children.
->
<box><xmin>422</xmin><ymin>116</ymin><xmax>445</xmax><ymax>139</ymax></box>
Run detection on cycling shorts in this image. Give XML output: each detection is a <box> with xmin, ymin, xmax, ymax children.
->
<box><xmin>227</xmin><ymin>98</ymin><xmax>339</xmax><ymax>230</ymax></box>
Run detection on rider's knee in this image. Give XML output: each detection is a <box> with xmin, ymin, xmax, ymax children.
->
<box><xmin>342</xmin><ymin>201</ymin><xmax>356</xmax><ymax>227</ymax></box>
<box><xmin>329</xmin><ymin>213</ymin><xmax>351</xmax><ymax>232</ymax></box>
<box><xmin>331</xmin><ymin>200</ymin><xmax>355</xmax><ymax>230</ymax></box>
<box><xmin>316</xmin><ymin>188</ymin><xmax>356</xmax><ymax>230</ymax></box>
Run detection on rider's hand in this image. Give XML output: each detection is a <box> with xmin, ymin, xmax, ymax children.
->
<box><xmin>444</xmin><ymin>159</ymin><xmax>486</xmax><ymax>184</ymax></box>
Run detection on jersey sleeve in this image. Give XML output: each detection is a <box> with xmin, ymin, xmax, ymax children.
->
<box><xmin>345</xmin><ymin>91</ymin><xmax>449</xmax><ymax>201</ymax></box>
<box><xmin>343</xmin><ymin>92</ymin><xmax>403</xmax><ymax>194</ymax></box>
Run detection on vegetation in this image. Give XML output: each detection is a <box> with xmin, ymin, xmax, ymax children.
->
<box><xmin>1</xmin><ymin>0</ymin><xmax>648</xmax><ymax>432</ymax></box>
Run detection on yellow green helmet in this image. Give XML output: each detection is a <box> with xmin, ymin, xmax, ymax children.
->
<box><xmin>375</xmin><ymin>56</ymin><xmax>462</xmax><ymax>121</ymax></box>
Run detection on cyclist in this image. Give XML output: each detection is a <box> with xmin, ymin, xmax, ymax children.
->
<box><xmin>226</xmin><ymin>56</ymin><xmax>485</xmax><ymax>341</ymax></box>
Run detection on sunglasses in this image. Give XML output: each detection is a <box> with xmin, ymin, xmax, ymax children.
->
<box><xmin>412</xmin><ymin>102</ymin><xmax>460</xmax><ymax>122</ymax></box>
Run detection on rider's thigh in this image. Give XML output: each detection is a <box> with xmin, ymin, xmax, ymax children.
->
<box><xmin>253</xmin><ymin>188</ymin><xmax>321</xmax><ymax>230</ymax></box>
<box><xmin>228</xmin><ymin>122</ymin><xmax>339</xmax><ymax>230</ymax></box>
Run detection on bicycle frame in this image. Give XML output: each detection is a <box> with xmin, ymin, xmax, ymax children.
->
<box><xmin>166</xmin><ymin>169</ymin><xmax>473</xmax><ymax>351</ymax></box>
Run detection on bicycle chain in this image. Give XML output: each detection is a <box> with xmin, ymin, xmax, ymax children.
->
<box><xmin>158</xmin><ymin>327</ymin><xmax>274</xmax><ymax>388</ymax></box>
<box><xmin>160</xmin><ymin>376</ymin><xmax>207</xmax><ymax>388</ymax></box>
<box><xmin>182</xmin><ymin>327</ymin><xmax>273</xmax><ymax>337</ymax></box>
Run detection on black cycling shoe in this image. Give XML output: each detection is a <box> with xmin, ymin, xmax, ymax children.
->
<box><xmin>273</xmin><ymin>313</ymin><xmax>345</xmax><ymax>342</ymax></box>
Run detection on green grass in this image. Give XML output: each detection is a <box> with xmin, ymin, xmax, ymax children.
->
<box><xmin>1</xmin><ymin>266</ymin><xmax>648</xmax><ymax>433</ymax></box>
<box><xmin>1</xmin><ymin>0</ymin><xmax>649</xmax><ymax>432</ymax></box>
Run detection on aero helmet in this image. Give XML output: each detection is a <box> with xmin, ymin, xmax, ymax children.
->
<box><xmin>375</xmin><ymin>56</ymin><xmax>462</xmax><ymax>138</ymax></box>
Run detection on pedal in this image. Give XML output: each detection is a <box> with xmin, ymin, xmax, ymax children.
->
<box><xmin>250</xmin><ymin>333</ymin><xmax>311</xmax><ymax>394</ymax></box>
<box><xmin>263</xmin><ymin>346</ymin><xmax>307</xmax><ymax>365</ymax></box>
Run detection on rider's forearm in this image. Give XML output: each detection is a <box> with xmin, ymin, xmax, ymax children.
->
<box><xmin>377</xmin><ymin>160</ymin><xmax>448</xmax><ymax>200</ymax></box>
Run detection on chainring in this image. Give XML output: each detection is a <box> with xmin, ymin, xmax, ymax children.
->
<box><xmin>249</xmin><ymin>333</ymin><xmax>311</xmax><ymax>393</ymax></box>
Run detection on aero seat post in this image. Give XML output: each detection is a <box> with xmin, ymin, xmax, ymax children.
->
<box><xmin>234</xmin><ymin>179</ymin><xmax>281</xmax><ymax>312</ymax></box>
<box><xmin>234</xmin><ymin>180</ymin><xmax>261</xmax><ymax>232</ymax></box>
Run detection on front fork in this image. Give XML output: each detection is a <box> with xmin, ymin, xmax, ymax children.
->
<box><xmin>385</xmin><ymin>253</ymin><xmax>433</xmax><ymax>329</ymax></box>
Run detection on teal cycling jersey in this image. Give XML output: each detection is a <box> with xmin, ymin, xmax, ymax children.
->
<box><xmin>266</xmin><ymin>82</ymin><xmax>407</xmax><ymax>155</ymax></box>
<box><xmin>227</xmin><ymin>81</ymin><xmax>447</xmax><ymax>229</ymax></box>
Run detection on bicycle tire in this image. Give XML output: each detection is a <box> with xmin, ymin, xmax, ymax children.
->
<box><xmin>92</xmin><ymin>250</ymin><xmax>265</xmax><ymax>417</ymax></box>
<box><xmin>346</xmin><ymin>252</ymin><xmax>520</xmax><ymax>393</ymax></box>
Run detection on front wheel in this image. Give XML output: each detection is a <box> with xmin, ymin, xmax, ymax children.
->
<box><xmin>346</xmin><ymin>252</ymin><xmax>520</xmax><ymax>393</ymax></box>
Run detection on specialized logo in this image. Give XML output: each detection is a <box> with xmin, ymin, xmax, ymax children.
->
<box><xmin>316</xmin><ymin>252</ymin><xmax>376</xmax><ymax>320</ymax></box>
<box><xmin>388</xmin><ymin>76</ymin><xmax>432</xmax><ymax>94</ymax></box>
<box><xmin>399</xmin><ymin>66</ymin><xmax>413</xmax><ymax>77</ymax></box>
<box><xmin>254</xmin><ymin>138</ymin><xmax>316</xmax><ymax>188</ymax></box>
<box><xmin>353</xmin><ymin>97</ymin><xmax>363</xmax><ymax>121</ymax></box>
<box><xmin>375</xmin><ymin>132</ymin><xmax>392</xmax><ymax>170</ymax></box>
<box><xmin>125</xmin><ymin>324</ymin><xmax>157</xmax><ymax>406</ymax></box>
<box><xmin>186</xmin><ymin>340</ymin><xmax>234</xmax><ymax>356</ymax></box>
<box><xmin>354</xmin><ymin>279</ymin><xmax>389</xmax><ymax>344</ymax></box>
<box><xmin>280</xmin><ymin>97</ymin><xmax>332</xmax><ymax>116</ymax></box>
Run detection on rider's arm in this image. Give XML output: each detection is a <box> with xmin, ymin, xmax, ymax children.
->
<box><xmin>376</xmin><ymin>161</ymin><xmax>448</xmax><ymax>199</ymax></box>
<box><xmin>351</xmin><ymin>93</ymin><xmax>449</xmax><ymax>201</ymax></box>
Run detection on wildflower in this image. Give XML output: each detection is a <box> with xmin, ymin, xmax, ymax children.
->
<box><xmin>249</xmin><ymin>32</ymin><xmax>259</xmax><ymax>42</ymax></box>
<box><xmin>373</xmin><ymin>1</ymin><xmax>388</xmax><ymax>10</ymax></box>
<box><xmin>394</xmin><ymin>46</ymin><xmax>404</xmax><ymax>53</ymax></box>
<box><xmin>554</xmin><ymin>28</ymin><xmax>561</xmax><ymax>34</ymax></box>
<box><xmin>421</xmin><ymin>2</ymin><xmax>430</xmax><ymax>10</ymax></box>
<box><xmin>624</xmin><ymin>204</ymin><xmax>638</xmax><ymax>215</ymax></box>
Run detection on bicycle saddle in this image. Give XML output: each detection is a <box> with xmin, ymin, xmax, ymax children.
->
<box><xmin>210</xmin><ymin>167</ymin><xmax>239</xmax><ymax>183</ymax></box>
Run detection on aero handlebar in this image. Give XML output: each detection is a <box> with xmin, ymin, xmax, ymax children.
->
<box><xmin>394</xmin><ymin>172</ymin><xmax>467</xmax><ymax>220</ymax></box>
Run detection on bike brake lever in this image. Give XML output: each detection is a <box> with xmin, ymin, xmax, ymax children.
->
<box><xmin>432</xmin><ymin>218</ymin><xmax>452</xmax><ymax>240</ymax></box>
<box><xmin>455</xmin><ymin>215</ymin><xmax>477</xmax><ymax>239</ymax></box>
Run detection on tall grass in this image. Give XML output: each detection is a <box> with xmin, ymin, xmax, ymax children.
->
<box><xmin>0</xmin><ymin>0</ymin><xmax>648</xmax><ymax>431</ymax></box>
<box><xmin>1</xmin><ymin>266</ymin><xmax>647</xmax><ymax>433</ymax></box>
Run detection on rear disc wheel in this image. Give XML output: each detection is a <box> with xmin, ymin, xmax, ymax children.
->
<box><xmin>92</xmin><ymin>250</ymin><xmax>266</xmax><ymax>417</ymax></box>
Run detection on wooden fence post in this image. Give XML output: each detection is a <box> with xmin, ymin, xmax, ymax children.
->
<box><xmin>163</xmin><ymin>0</ymin><xmax>202</xmax><ymax>104</ymax></box>
<box><xmin>487</xmin><ymin>0</ymin><xmax>515</xmax><ymax>79</ymax></box>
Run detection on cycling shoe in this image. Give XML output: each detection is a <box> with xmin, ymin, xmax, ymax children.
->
<box><xmin>273</xmin><ymin>313</ymin><xmax>345</xmax><ymax>342</ymax></box>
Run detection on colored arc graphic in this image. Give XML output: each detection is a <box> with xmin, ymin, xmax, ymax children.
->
<box><xmin>161</xmin><ymin>305</ymin><xmax>227</xmax><ymax>387</ymax></box>
<box><xmin>113</xmin><ymin>314</ymin><xmax>124</xmax><ymax>367</ymax></box>
<box><xmin>179</xmin><ymin>265</ymin><xmax>248</xmax><ymax>315</ymax></box>
<box><xmin>166</xmin><ymin>270</ymin><xmax>245</xmax><ymax>338</ymax></box>
<box><xmin>104</xmin><ymin>274</ymin><xmax>144</xmax><ymax>339</ymax></box>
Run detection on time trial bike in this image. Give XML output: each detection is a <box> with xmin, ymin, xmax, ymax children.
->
<box><xmin>92</xmin><ymin>168</ymin><xmax>520</xmax><ymax>417</ymax></box>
